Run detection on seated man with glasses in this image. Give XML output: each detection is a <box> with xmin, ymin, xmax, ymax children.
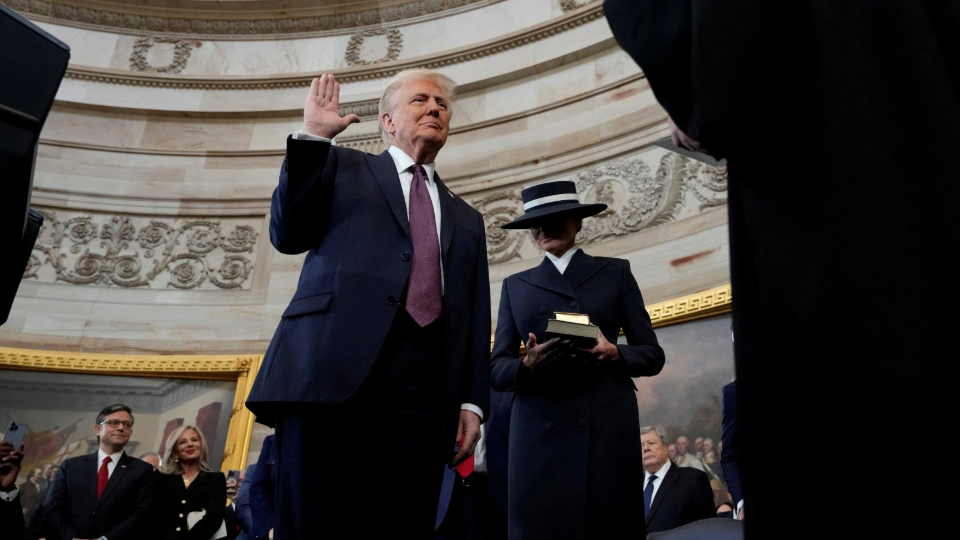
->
<box><xmin>42</xmin><ymin>403</ymin><xmax>155</xmax><ymax>540</ymax></box>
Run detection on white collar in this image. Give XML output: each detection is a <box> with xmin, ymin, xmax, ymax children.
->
<box><xmin>644</xmin><ymin>458</ymin><xmax>671</xmax><ymax>482</ymax></box>
<box><xmin>388</xmin><ymin>145</ymin><xmax>436</xmax><ymax>183</ymax></box>
<box><xmin>544</xmin><ymin>246</ymin><xmax>580</xmax><ymax>274</ymax></box>
<box><xmin>97</xmin><ymin>448</ymin><xmax>124</xmax><ymax>464</ymax></box>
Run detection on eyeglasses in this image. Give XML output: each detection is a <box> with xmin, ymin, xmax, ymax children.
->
<box><xmin>99</xmin><ymin>420</ymin><xmax>133</xmax><ymax>429</ymax></box>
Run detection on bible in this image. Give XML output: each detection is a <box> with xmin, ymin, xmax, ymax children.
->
<box><xmin>545</xmin><ymin>312</ymin><xmax>599</xmax><ymax>349</ymax></box>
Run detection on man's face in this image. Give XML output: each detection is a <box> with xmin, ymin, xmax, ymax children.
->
<box><xmin>676</xmin><ymin>436</ymin><xmax>689</xmax><ymax>455</ymax></box>
<box><xmin>30</xmin><ymin>468</ymin><xmax>42</xmax><ymax>482</ymax></box>
<box><xmin>694</xmin><ymin>437</ymin><xmax>704</xmax><ymax>454</ymax></box>
<box><xmin>702</xmin><ymin>439</ymin><xmax>713</xmax><ymax>456</ymax></box>
<box><xmin>641</xmin><ymin>431</ymin><xmax>669</xmax><ymax>473</ymax></box>
<box><xmin>141</xmin><ymin>454</ymin><xmax>160</xmax><ymax>470</ymax></box>
<box><xmin>667</xmin><ymin>444</ymin><xmax>678</xmax><ymax>461</ymax></box>
<box><xmin>382</xmin><ymin>79</ymin><xmax>450</xmax><ymax>155</ymax></box>
<box><xmin>94</xmin><ymin>410</ymin><xmax>133</xmax><ymax>451</ymax></box>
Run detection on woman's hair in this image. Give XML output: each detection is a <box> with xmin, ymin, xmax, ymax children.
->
<box><xmin>158</xmin><ymin>425</ymin><xmax>214</xmax><ymax>475</ymax></box>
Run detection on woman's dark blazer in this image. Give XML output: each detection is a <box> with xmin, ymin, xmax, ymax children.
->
<box><xmin>152</xmin><ymin>470</ymin><xmax>226</xmax><ymax>540</ymax></box>
<box><xmin>491</xmin><ymin>250</ymin><xmax>665</xmax><ymax>540</ymax></box>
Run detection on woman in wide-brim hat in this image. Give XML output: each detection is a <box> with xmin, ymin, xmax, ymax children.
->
<box><xmin>489</xmin><ymin>180</ymin><xmax>666</xmax><ymax>539</ymax></box>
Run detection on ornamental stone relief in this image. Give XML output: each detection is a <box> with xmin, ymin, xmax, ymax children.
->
<box><xmin>22</xmin><ymin>210</ymin><xmax>261</xmax><ymax>290</ymax></box>
<box><xmin>345</xmin><ymin>29</ymin><xmax>404</xmax><ymax>67</ymax></box>
<box><xmin>560</xmin><ymin>0</ymin><xmax>600</xmax><ymax>13</ymax></box>
<box><xmin>129</xmin><ymin>36</ymin><xmax>193</xmax><ymax>74</ymax></box>
<box><xmin>470</xmin><ymin>150</ymin><xmax>728</xmax><ymax>264</ymax></box>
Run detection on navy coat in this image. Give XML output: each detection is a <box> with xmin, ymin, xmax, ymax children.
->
<box><xmin>246</xmin><ymin>139</ymin><xmax>491</xmax><ymax>435</ymax></box>
<box><xmin>490</xmin><ymin>250</ymin><xmax>664</xmax><ymax>540</ymax></box>
<box><xmin>42</xmin><ymin>451</ymin><xmax>154</xmax><ymax>540</ymax></box>
<box><xmin>645</xmin><ymin>463</ymin><xmax>716</xmax><ymax>534</ymax></box>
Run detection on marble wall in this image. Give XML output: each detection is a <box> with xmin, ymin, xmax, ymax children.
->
<box><xmin>1</xmin><ymin>0</ymin><xmax>731</xmax><ymax>355</ymax></box>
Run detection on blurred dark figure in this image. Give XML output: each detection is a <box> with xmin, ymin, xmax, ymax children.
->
<box><xmin>234</xmin><ymin>462</ymin><xmax>257</xmax><ymax>540</ymax></box>
<box><xmin>605</xmin><ymin>1</ymin><xmax>960</xmax><ymax>537</ymax></box>
<box><xmin>248</xmin><ymin>435</ymin><xmax>277</xmax><ymax>540</ymax></box>
<box><xmin>0</xmin><ymin>440</ymin><xmax>26</xmax><ymax>537</ymax></box>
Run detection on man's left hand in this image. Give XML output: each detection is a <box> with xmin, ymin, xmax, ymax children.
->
<box><xmin>450</xmin><ymin>410</ymin><xmax>481</xmax><ymax>466</ymax></box>
<box><xmin>586</xmin><ymin>332</ymin><xmax>620</xmax><ymax>362</ymax></box>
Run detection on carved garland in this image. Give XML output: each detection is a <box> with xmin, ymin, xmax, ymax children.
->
<box><xmin>559</xmin><ymin>0</ymin><xmax>600</xmax><ymax>13</ymax></box>
<box><xmin>129</xmin><ymin>36</ymin><xmax>193</xmax><ymax>74</ymax></box>
<box><xmin>23</xmin><ymin>211</ymin><xmax>260</xmax><ymax>290</ymax></box>
<box><xmin>345</xmin><ymin>29</ymin><xmax>404</xmax><ymax>67</ymax></box>
<box><xmin>471</xmin><ymin>152</ymin><xmax>728</xmax><ymax>264</ymax></box>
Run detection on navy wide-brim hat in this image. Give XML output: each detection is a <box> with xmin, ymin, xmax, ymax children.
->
<box><xmin>500</xmin><ymin>180</ymin><xmax>607</xmax><ymax>230</ymax></box>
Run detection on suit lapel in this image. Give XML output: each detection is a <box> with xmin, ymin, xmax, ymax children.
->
<box><xmin>95</xmin><ymin>453</ymin><xmax>131</xmax><ymax>507</ymax></box>
<box><xmin>518</xmin><ymin>257</ymin><xmax>577</xmax><ymax>300</ymax></box>
<box><xmin>435</xmin><ymin>174</ymin><xmax>456</xmax><ymax>265</ymax></box>
<box><xmin>646</xmin><ymin>464</ymin><xmax>680</xmax><ymax>525</ymax></box>
<box><xmin>368</xmin><ymin>150</ymin><xmax>410</xmax><ymax>238</ymax></box>
<box><xmin>562</xmin><ymin>250</ymin><xmax>608</xmax><ymax>290</ymax></box>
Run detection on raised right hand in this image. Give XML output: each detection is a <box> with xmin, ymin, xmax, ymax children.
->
<box><xmin>302</xmin><ymin>73</ymin><xmax>361</xmax><ymax>139</ymax></box>
<box><xmin>521</xmin><ymin>333</ymin><xmax>571</xmax><ymax>373</ymax></box>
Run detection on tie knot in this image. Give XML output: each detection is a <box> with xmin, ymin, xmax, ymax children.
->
<box><xmin>649</xmin><ymin>474</ymin><xmax>657</xmax><ymax>482</ymax></box>
<box><xmin>103</xmin><ymin>456</ymin><xmax>112</xmax><ymax>464</ymax></box>
<box><xmin>411</xmin><ymin>164</ymin><xmax>426</xmax><ymax>181</ymax></box>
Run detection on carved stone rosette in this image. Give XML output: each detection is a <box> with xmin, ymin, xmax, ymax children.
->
<box><xmin>23</xmin><ymin>210</ymin><xmax>261</xmax><ymax>290</ymax></box>
<box><xmin>129</xmin><ymin>36</ymin><xmax>193</xmax><ymax>74</ymax></box>
<box><xmin>345</xmin><ymin>29</ymin><xmax>404</xmax><ymax>66</ymax></box>
<box><xmin>471</xmin><ymin>190</ymin><xmax>527</xmax><ymax>264</ymax></box>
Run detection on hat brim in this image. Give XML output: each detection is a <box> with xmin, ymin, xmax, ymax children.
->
<box><xmin>500</xmin><ymin>202</ymin><xmax>608</xmax><ymax>230</ymax></box>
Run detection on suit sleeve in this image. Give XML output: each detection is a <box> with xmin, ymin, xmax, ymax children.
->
<box><xmin>611</xmin><ymin>260</ymin><xmax>665</xmax><ymax>377</ymax></box>
<box><xmin>187</xmin><ymin>473</ymin><xmax>227</xmax><ymax>540</ymax></box>
<box><xmin>269</xmin><ymin>137</ymin><xmax>338</xmax><ymax>254</ymax></box>
<box><xmin>466</xmin><ymin>211</ymin><xmax>492</xmax><ymax>420</ymax></box>
<box><xmin>249</xmin><ymin>437</ymin><xmax>275</xmax><ymax>540</ymax></box>
<box><xmin>234</xmin><ymin>464</ymin><xmax>256</xmax><ymax>533</ymax></box>
<box><xmin>102</xmin><ymin>463</ymin><xmax>155</xmax><ymax>540</ymax></box>
<box><xmin>720</xmin><ymin>383</ymin><xmax>743</xmax><ymax>505</ymax></box>
<box><xmin>490</xmin><ymin>280</ymin><xmax>525</xmax><ymax>393</ymax></box>
<box><xmin>40</xmin><ymin>461</ymin><xmax>74</xmax><ymax>540</ymax></box>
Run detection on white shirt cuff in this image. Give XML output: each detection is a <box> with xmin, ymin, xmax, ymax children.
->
<box><xmin>290</xmin><ymin>131</ymin><xmax>331</xmax><ymax>142</ymax></box>
<box><xmin>0</xmin><ymin>487</ymin><xmax>19</xmax><ymax>501</ymax></box>
<box><xmin>460</xmin><ymin>403</ymin><xmax>483</xmax><ymax>421</ymax></box>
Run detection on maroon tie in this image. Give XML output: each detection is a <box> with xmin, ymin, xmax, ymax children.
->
<box><xmin>97</xmin><ymin>456</ymin><xmax>111</xmax><ymax>499</ymax></box>
<box><xmin>405</xmin><ymin>165</ymin><xmax>442</xmax><ymax>327</ymax></box>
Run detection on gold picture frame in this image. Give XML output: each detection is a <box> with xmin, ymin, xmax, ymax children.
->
<box><xmin>0</xmin><ymin>347</ymin><xmax>262</xmax><ymax>473</ymax></box>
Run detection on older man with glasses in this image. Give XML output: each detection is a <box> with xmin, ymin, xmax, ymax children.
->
<box><xmin>42</xmin><ymin>403</ymin><xmax>155</xmax><ymax>540</ymax></box>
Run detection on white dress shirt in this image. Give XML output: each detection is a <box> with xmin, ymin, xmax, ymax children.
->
<box><xmin>644</xmin><ymin>459</ymin><xmax>672</xmax><ymax>504</ymax></box>
<box><xmin>97</xmin><ymin>448</ymin><xmax>125</xmax><ymax>479</ymax></box>
<box><xmin>544</xmin><ymin>246</ymin><xmax>580</xmax><ymax>274</ymax></box>
<box><xmin>289</xmin><ymin>133</ymin><xmax>482</xmax><ymax>421</ymax></box>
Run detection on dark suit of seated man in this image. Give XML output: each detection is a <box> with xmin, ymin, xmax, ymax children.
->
<box><xmin>245</xmin><ymin>69</ymin><xmax>491</xmax><ymax>539</ymax></box>
<box><xmin>42</xmin><ymin>404</ymin><xmax>154</xmax><ymax>540</ymax></box>
<box><xmin>641</xmin><ymin>427</ymin><xmax>715</xmax><ymax>534</ymax></box>
<box><xmin>0</xmin><ymin>440</ymin><xmax>26</xmax><ymax>538</ymax></box>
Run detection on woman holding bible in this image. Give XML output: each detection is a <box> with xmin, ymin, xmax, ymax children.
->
<box><xmin>490</xmin><ymin>180</ymin><xmax>665</xmax><ymax>540</ymax></box>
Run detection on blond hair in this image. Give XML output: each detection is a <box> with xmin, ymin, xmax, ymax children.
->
<box><xmin>378</xmin><ymin>69</ymin><xmax>457</xmax><ymax>146</ymax></box>
<box><xmin>158</xmin><ymin>425</ymin><xmax>214</xmax><ymax>475</ymax></box>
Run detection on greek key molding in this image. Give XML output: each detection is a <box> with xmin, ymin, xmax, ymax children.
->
<box><xmin>129</xmin><ymin>36</ymin><xmax>193</xmax><ymax>74</ymax></box>
<box><xmin>60</xmin><ymin>5</ymin><xmax>606</xmax><ymax>89</ymax></box>
<box><xmin>345</xmin><ymin>29</ymin><xmax>404</xmax><ymax>67</ymax></box>
<box><xmin>646</xmin><ymin>284</ymin><xmax>732</xmax><ymax>328</ymax></box>
<box><xmin>5</xmin><ymin>0</ymin><xmax>505</xmax><ymax>39</ymax></box>
<box><xmin>23</xmin><ymin>210</ymin><xmax>261</xmax><ymax>291</ymax></box>
<box><xmin>470</xmin><ymin>150</ymin><xmax>728</xmax><ymax>264</ymax></box>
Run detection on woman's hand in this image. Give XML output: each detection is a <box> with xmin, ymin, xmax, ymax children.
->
<box><xmin>585</xmin><ymin>331</ymin><xmax>620</xmax><ymax>362</ymax></box>
<box><xmin>521</xmin><ymin>333</ymin><xmax>571</xmax><ymax>373</ymax></box>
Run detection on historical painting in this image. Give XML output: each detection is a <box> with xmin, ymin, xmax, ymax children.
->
<box><xmin>633</xmin><ymin>312</ymin><xmax>734</xmax><ymax>506</ymax></box>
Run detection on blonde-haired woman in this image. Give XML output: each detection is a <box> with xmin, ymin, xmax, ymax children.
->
<box><xmin>153</xmin><ymin>425</ymin><xmax>226</xmax><ymax>539</ymax></box>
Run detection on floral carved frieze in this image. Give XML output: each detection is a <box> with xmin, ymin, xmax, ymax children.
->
<box><xmin>129</xmin><ymin>36</ymin><xmax>193</xmax><ymax>74</ymax></box>
<box><xmin>345</xmin><ymin>29</ymin><xmax>404</xmax><ymax>67</ymax></box>
<box><xmin>470</xmin><ymin>150</ymin><xmax>728</xmax><ymax>264</ymax></box>
<box><xmin>560</xmin><ymin>0</ymin><xmax>600</xmax><ymax>13</ymax></box>
<box><xmin>23</xmin><ymin>210</ymin><xmax>261</xmax><ymax>290</ymax></box>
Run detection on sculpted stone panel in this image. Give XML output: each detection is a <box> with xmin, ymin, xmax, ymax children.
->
<box><xmin>23</xmin><ymin>209</ymin><xmax>261</xmax><ymax>290</ymax></box>
<box><xmin>7</xmin><ymin>0</ymin><xmax>506</xmax><ymax>38</ymax></box>
<box><xmin>345</xmin><ymin>29</ymin><xmax>404</xmax><ymax>66</ymax></box>
<box><xmin>129</xmin><ymin>36</ymin><xmax>193</xmax><ymax>73</ymax></box>
<box><xmin>469</xmin><ymin>150</ymin><xmax>728</xmax><ymax>264</ymax></box>
<box><xmin>559</xmin><ymin>0</ymin><xmax>600</xmax><ymax>13</ymax></box>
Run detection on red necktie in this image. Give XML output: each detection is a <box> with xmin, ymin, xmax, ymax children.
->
<box><xmin>455</xmin><ymin>453</ymin><xmax>474</xmax><ymax>478</ymax></box>
<box><xmin>97</xmin><ymin>456</ymin><xmax>112</xmax><ymax>499</ymax></box>
<box><xmin>405</xmin><ymin>165</ymin><xmax>442</xmax><ymax>327</ymax></box>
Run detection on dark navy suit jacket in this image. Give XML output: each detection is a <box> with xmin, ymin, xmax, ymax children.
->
<box><xmin>720</xmin><ymin>381</ymin><xmax>742</xmax><ymax>506</ymax></box>
<box><xmin>246</xmin><ymin>139</ymin><xmax>491</xmax><ymax>433</ymax></box>
<box><xmin>248</xmin><ymin>435</ymin><xmax>276</xmax><ymax>540</ymax></box>
<box><xmin>42</xmin><ymin>451</ymin><xmax>154</xmax><ymax>540</ymax></box>
<box><xmin>646</xmin><ymin>462</ymin><xmax>716</xmax><ymax>534</ymax></box>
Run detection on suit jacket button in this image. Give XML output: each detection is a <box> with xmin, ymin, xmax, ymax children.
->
<box><xmin>182</xmin><ymin>500</ymin><xmax>187</xmax><ymax>504</ymax></box>
<box><xmin>401</xmin><ymin>252</ymin><xmax>411</xmax><ymax>261</ymax></box>
<box><xmin>387</xmin><ymin>296</ymin><xmax>397</xmax><ymax>306</ymax></box>
<box><xmin>569</xmin><ymin>301</ymin><xmax>578</xmax><ymax>309</ymax></box>
<box><xmin>545</xmin><ymin>422</ymin><xmax>555</xmax><ymax>431</ymax></box>
<box><xmin>538</xmin><ymin>307</ymin><xmax>547</xmax><ymax>315</ymax></box>
<box><xmin>176</xmin><ymin>527</ymin><xmax>181</xmax><ymax>532</ymax></box>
